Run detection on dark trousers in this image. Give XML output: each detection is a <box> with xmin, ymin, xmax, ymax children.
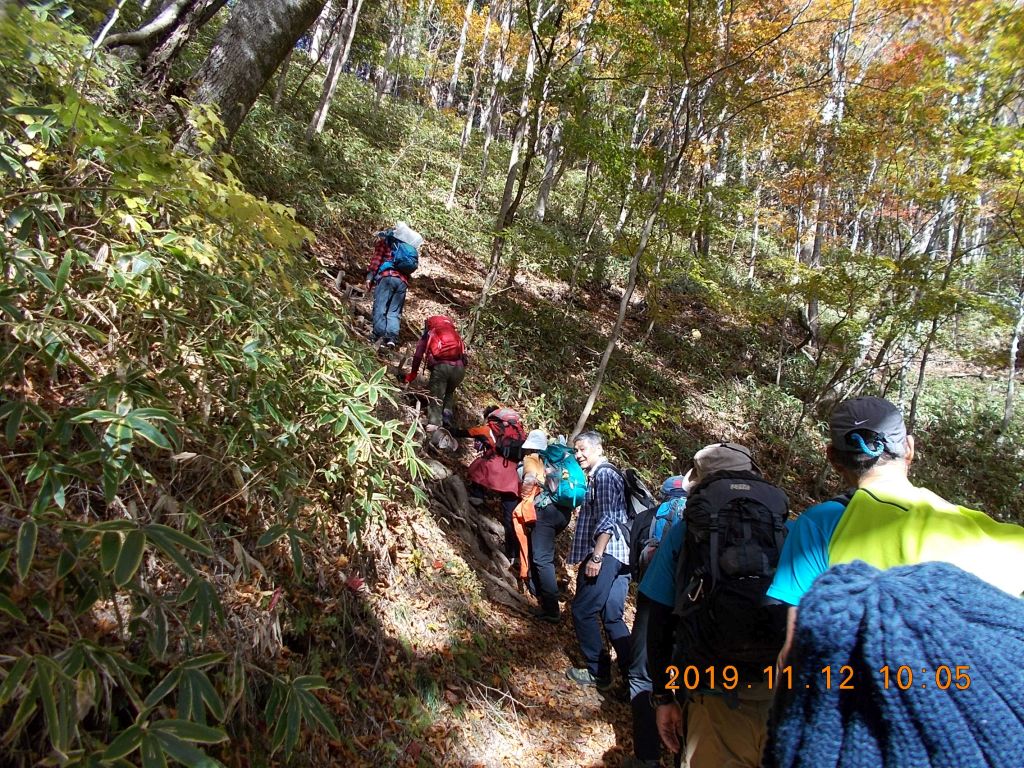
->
<box><xmin>468</xmin><ymin>484</ymin><xmax>519</xmax><ymax>561</ymax></box>
<box><xmin>499</xmin><ymin>493</ymin><xmax>518</xmax><ymax>560</ymax></box>
<box><xmin>527</xmin><ymin>503</ymin><xmax>570</xmax><ymax>615</ymax></box>
<box><xmin>427</xmin><ymin>363</ymin><xmax>465</xmax><ymax>426</ymax></box>
<box><xmin>629</xmin><ymin>594</ymin><xmax>662</xmax><ymax>762</ymax></box>
<box><xmin>571</xmin><ymin>554</ymin><xmax>631</xmax><ymax>678</ymax></box>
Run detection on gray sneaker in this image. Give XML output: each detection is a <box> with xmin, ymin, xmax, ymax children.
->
<box><xmin>566</xmin><ymin>667</ymin><xmax>612</xmax><ymax>689</ymax></box>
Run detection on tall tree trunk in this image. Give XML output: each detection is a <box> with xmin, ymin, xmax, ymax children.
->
<box><xmin>804</xmin><ymin>0</ymin><xmax>858</xmax><ymax>341</ymax></box>
<box><xmin>305</xmin><ymin>0</ymin><xmax>364</xmax><ymax>140</ymax></box>
<box><xmin>309</xmin><ymin>0</ymin><xmax>335</xmax><ymax>60</ymax></box>
<box><xmin>446</xmin><ymin>3</ymin><xmax>493</xmax><ymax>209</ymax></box>
<box><xmin>188</xmin><ymin>0</ymin><xmax>328</xmax><ymax>145</ymax></box>
<box><xmin>468</xmin><ymin>0</ymin><xmax>558</xmax><ymax>340</ymax></box>
<box><xmin>474</xmin><ymin>0</ymin><xmax>515</xmax><ymax>204</ymax></box>
<box><xmin>533</xmin><ymin>122</ymin><xmax>562</xmax><ymax>221</ymax></box>
<box><xmin>1001</xmin><ymin>263</ymin><xmax>1024</xmax><ymax>433</ymax></box>
<box><xmin>272</xmin><ymin>49</ymin><xmax>294</xmax><ymax>109</ymax></box>
<box><xmin>444</xmin><ymin>0</ymin><xmax>475</xmax><ymax>109</ymax></box>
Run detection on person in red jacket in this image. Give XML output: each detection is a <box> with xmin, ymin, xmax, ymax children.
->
<box><xmin>400</xmin><ymin>316</ymin><xmax>467</xmax><ymax>429</ymax></box>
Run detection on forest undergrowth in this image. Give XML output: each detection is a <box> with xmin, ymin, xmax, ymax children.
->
<box><xmin>1</xmin><ymin>4</ymin><xmax>1022</xmax><ymax>768</ymax></box>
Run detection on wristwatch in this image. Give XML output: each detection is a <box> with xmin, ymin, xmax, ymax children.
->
<box><xmin>590</xmin><ymin>554</ymin><xmax>603</xmax><ymax>563</ymax></box>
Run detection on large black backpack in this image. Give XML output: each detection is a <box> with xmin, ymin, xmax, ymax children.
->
<box><xmin>672</xmin><ymin>470</ymin><xmax>789</xmax><ymax>678</ymax></box>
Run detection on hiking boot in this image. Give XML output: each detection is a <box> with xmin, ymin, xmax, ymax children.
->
<box><xmin>566</xmin><ymin>667</ymin><xmax>612</xmax><ymax>688</ymax></box>
<box><xmin>384</xmin><ymin>339</ymin><xmax>397</xmax><ymax>350</ymax></box>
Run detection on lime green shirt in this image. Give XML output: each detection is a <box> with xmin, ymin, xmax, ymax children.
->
<box><xmin>768</xmin><ymin>478</ymin><xmax>1024</xmax><ymax>605</ymax></box>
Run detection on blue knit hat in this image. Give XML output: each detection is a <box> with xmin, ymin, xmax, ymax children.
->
<box><xmin>766</xmin><ymin>561</ymin><xmax>1024</xmax><ymax>768</ymax></box>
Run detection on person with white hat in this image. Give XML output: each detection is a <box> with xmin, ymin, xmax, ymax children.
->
<box><xmin>366</xmin><ymin>221</ymin><xmax>423</xmax><ymax>350</ymax></box>
<box><xmin>518</xmin><ymin>430</ymin><xmax>578</xmax><ymax>623</ymax></box>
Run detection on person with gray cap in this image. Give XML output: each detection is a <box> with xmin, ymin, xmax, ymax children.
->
<box><xmin>767</xmin><ymin>395</ymin><xmax>1024</xmax><ymax>670</ymax></box>
<box><xmin>639</xmin><ymin>442</ymin><xmax>789</xmax><ymax>768</ymax></box>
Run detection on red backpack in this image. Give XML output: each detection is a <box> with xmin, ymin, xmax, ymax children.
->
<box><xmin>486</xmin><ymin>408</ymin><xmax>526</xmax><ymax>461</ymax></box>
<box><xmin>426</xmin><ymin>316</ymin><xmax>465</xmax><ymax>363</ymax></box>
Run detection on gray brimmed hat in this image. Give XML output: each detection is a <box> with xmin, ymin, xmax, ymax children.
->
<box><xmin>522</xmin><ymin>429</ymin><xmax>549</xmax><ymax>451</ymax></box>
<box><xmin>692</xmin><ymin>442</ymin><xmax>754</xmax><ymax>479</ymax></box>
<box><xmin>829</xmin><ymin>396</ymin><xmax>908</xmax><ymax>457</ymax></box>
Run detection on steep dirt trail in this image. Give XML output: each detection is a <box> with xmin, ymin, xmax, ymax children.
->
<box><xmin>315</xmin><ymin>230</ymin><xmax>650</xmax><ymax>766</ymax></box>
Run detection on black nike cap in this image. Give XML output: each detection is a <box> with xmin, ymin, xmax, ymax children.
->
<box><xmin>829</xmin><ymin>396</ymin><xmax>908</xmax><ymax>457</ymax></box>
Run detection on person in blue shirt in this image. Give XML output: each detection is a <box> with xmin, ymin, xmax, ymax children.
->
<box><xmin>626</xmin><ymin>474</ymin><xmax>690</xmax><ymax>768</ymax></box>
<box><xmin>639</xmin><ymin>443</ymin><xmax>781</xmax><ymax>768</ymax></box>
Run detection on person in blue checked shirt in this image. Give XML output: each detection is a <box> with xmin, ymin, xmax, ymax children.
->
<box><xmin>566</xmin><ymin>431</ymin><xmax>632</xmax><ymax>688</ymax></box>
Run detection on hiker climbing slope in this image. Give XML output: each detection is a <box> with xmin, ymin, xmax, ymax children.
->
<box><xmin>452</xmin><ymin>407</ymin><xmax>526</xmax><ymax>562</ymax></box>
<box><xmin>401</xmin><ymin>315</ymin><xmax>467</xmax><ymax>430</ymax></box>
<box><xmin>366</xmin><ymin>221</ymin><xmax>422</xmax><ymax>350</ymax></box>
<box><xmin>768</xmin><ymin>396</ymin><xmax>1024</xmax><ymax>668</ymax></box>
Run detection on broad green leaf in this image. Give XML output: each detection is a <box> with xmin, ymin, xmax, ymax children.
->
<box><xmin>35</xmin><ymin>660</ymin><xmax>61</xmax><ymax>750</ymax></box>
<box><xmin>256</xmin><ymin>524</ymin><xmax>287</xmax><ymax>548</ymax></box>
<box><xmin>180</xmin><ymin>653</ymin><xmax>226</xmax><ymax>671</ymax></box>
<box><xmin>185</xmin><ymin>669</ymin><xmax>224</xmax><ymax>721</ymax></box>
<box><xmin>100</xmin><ymin>531</ymin><xmax>121</xmax><ymax>573</ymax></box>
<box><xmin>140</xmin><ymin>733</ymin><xmax>168</xmax><ymax>768</ymax></box>
<box><xmin>0</xmin><ymin>594</ymin><xmax>26</xmax><ymax>623</ymax></box>
<box><xmin>126</xmin><ymin>416</ymin><xmax>172</xmax><ymax>450</ymax></box>
<box><xmin>144</xmin><ymin>524</ymin><xmax>212</xmax><ymax>556</ymax></box>
<box><xmin>296</xmin><ymin>688</ymin><xmax>340</xmax><ymax>740</ymax></box>
<box><xmin>1</xmin><ymin>400</ymin><xmax>25</xmax><ymax>446</ymax></box>
<box><xmin>144</xmin><ymin>669</ymin><xmax>181</xmax><ymax>709</ymax></box>
<box><xmin>113</xmin><ymin>529</ymin><xmax>145</xmax><ymax>586</ymax></box>
<box><xmin>293</xmin><ymin>675</ymin><xmax>328</xmax><ymax>691</ymax></box>
<box><xmin>287</xmin><ymin>532</ymin><xmax>304</xmax><ymax>579</ymax></box>
<box><xmin>150</xmin><ymin>719</ymin><xmax>227</xmax><ymax>744</ymax></box>
<box><xmin>70</xmin><ymin>409</ymin><xmax>118</xmax><ymax>423</ymax></box>
<box><xmin>151</xmin><ymin>730</ymin><xmax>221</xmax><ymax>767</ymax></box>
<box><xmin>145</xmin><ymin>528</ymin><xmax>198</xmax><ymax>579</ymax></box>
<box><xmin>284</xmin><ymin>694</ymin><xmax>302</xmax><ymax>757</ymax></box>
<box><xmin>16</xmin><ymin>518</ymin><xmax>37</xmax><ymax>582</ymax></box>
<box><xmin>52</xmin><ymin>252</ymin><xmax>72</xmax><ymax>296</ymax></box>
<box><xmin>0</xmin><ymin>656</ymin><xmax>32</xmax><ymax>706</ymax></box>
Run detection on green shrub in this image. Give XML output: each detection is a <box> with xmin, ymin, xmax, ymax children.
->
<box><xmin>0</xmin><ymin>6</ymin><xmax>422</xmax><ymax>764</ymax></box>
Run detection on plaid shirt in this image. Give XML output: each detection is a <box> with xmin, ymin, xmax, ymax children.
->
<box><xmin>366</xmin><ymin>237</ymin><xmax>408</xmax><ymax>286</ymax></box>
<box><xmin>569</xmin><ymin>460</ymin><xmax>630</xmax><ymax>565</ymax></box>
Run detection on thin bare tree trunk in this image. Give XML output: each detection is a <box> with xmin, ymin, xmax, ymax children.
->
<box><xmin>305</xmin><ymin>0</ymin><xmax>363</xmax><ymax>140</ymax></box>
<box><xmin>533</xmin><ymin>122</ymin><xmax>562</xmax><ymax>221</ymax></box>
<box><xmin>573</xmin><ymin>182</ymin><xmax>671</xmax><ymax>437</ymax></box>
<box><xmin>474</xmin><ymin>0</ymin><xmax>515</xmax><ymax>204</ymax></box>
<box><xmin>446</xmin><ymin>4</ymin><xmax>493</xmax><ymax>209</ymax></box>
<box><xmin>445</xmin><ymin>0</ymin><xmax>474</xmax><ymax>109</ymax></box>
<box><xmin>272</xmin><ymin>49</ymin><xmax>293</xmax><ymax>109</ymax></box>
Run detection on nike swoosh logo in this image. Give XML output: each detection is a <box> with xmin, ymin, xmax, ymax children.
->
<box><xmin>853</xmin><ymin>419</ymin><xmax>868</xmax><ymax>426</ymax></box>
